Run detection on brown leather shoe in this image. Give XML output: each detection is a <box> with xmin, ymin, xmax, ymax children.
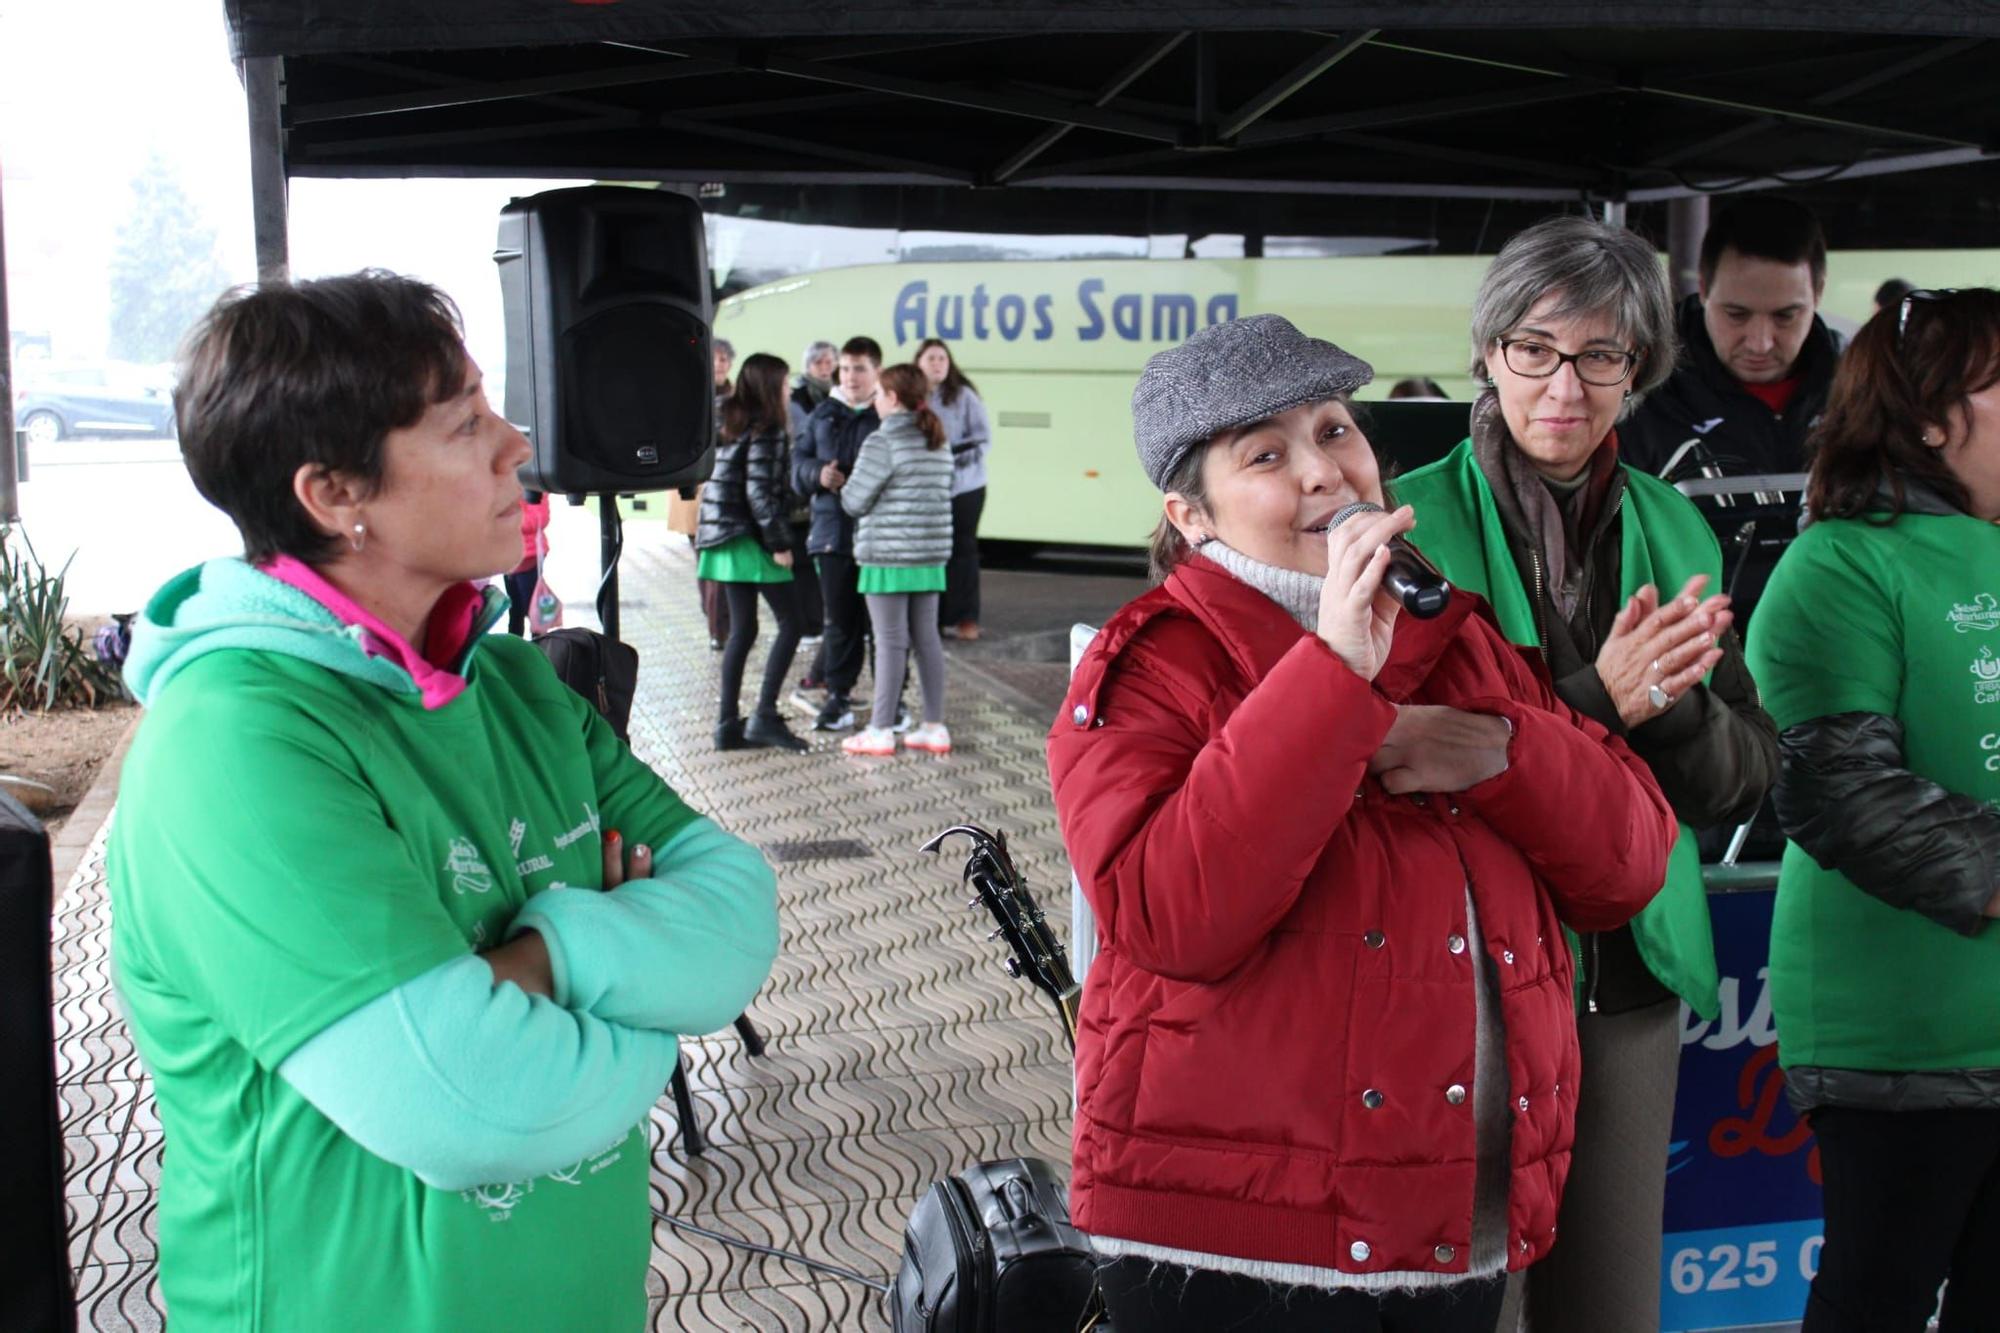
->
<box><xmin>955</xmin><ymin>620</ymin><xmax>981</xmax><ymax>642</ymax></box>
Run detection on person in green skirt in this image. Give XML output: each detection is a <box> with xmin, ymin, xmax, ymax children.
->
<box><xmin>1394</xmin><ymin>214</ymin><xmax>1778</xmax><ymax>1333</ymax></box>
<box><xmin>1748</xmin><ymin>289</ymin><xmax>2000</xmax><ymax>1332</ymax></box>
<box><xmin>696</xmin><ymin>352</ymin><xmax>809</xmax><ymax>751</ymax></box>
<box><xmin>839</xmin><ymin>362</ymin><xmax>955</xmax><ymax>756</ymax></box>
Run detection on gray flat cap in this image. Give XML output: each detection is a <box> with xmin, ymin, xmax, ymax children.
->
<box><xmin>1131</xmin><ymin>314</ymin><xmax>1373</xmax><ymax>490</ymax></box>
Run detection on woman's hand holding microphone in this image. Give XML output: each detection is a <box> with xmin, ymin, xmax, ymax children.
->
<box><xmin>1318</xmin><ymin>504</ymin><xmax>1511</xmax><ymax>793</ymax></box>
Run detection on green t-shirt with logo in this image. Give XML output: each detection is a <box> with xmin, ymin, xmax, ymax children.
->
<box><xmin>1746</xmin><ymin>511</ymin><xmax>2000</xmax><ymax>1072</ymax></box>
<box><xmin>108</xmin><ymin>629</ymin><xmax>697</xmax><ymax>1332</ymax></box>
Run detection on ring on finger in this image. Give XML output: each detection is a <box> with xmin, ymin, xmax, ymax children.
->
<box><xmin>1648</xmin><ymin>683</ymin><xmax>1673</xmax><ymax>710</ymax></box>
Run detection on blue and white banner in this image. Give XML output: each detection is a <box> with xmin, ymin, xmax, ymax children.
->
<box><xmin>1661</xmin><ymin>889</ymin><xmax>1823</xmax><ymax>1332</ymax></box>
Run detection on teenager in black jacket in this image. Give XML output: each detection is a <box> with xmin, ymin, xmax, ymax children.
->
<box><xmin>696</xmin><ymin>353</ymin><xmax>808</xmax><ymax>751</ymax></box>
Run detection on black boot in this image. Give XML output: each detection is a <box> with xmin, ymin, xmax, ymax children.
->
<box><xmin>744</xmin><ymin>710</ymin><xmax>809</xmax><ymax>752</ymax></box>
<box><xmin>713</xmin><ymin>717</ymin><xmax>748</xmax><ymax>750</ymax></box>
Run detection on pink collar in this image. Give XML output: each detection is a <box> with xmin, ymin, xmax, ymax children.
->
<box><xmin>262</xmin><ymin>555</ymin><xmax>487</xmax><ymax>710</ymax></box>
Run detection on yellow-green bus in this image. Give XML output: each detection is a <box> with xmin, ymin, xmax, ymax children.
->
<box><xmin>714</xmin><ymin>250</ymin><xmax>1992</xmax><ymax>550</ymax></box>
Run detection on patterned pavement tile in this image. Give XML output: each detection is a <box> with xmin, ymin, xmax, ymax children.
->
<box><xmin>52</xmin><ymin>526</ymin><xmax>1079</xmax><ymax>1330</ymax></box>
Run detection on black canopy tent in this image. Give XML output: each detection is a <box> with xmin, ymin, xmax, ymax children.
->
<box><xmin>216</xmin><ymin>0</ymin><xmax>2000</xmax><ymax>266</ymax></box>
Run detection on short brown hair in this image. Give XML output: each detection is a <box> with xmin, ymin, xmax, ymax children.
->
<box><xmin>176</xmin><ymin>271</ymin><xmax>469</xmax><ymax>564</ymax></box>
<box><xmin>1807</xmin><ymin>288</ymin><xmax>2000</xmax><ymax>522</ymax></box>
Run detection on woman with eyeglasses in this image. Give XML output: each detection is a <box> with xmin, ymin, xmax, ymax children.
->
<box><xmin>1746</xmin><ymin>288</ymin><xmax>2000</xmax><ymax>1333</ymax></box>
<box><xmin>1395</xmin><ymin>214</ymin><xmax>1778</xmax><ymax>1332</ymax></box>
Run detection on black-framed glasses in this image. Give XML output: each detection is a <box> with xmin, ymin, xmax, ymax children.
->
<box><xmin>1897</xmin><ymin>288</ymin><xmax>1960</xmax><ymax>346</ymax></box>
<box><xmin>1494</xmin><ymin>337</ymin><xmax>1639</xmax><ymax>387</ymax></box>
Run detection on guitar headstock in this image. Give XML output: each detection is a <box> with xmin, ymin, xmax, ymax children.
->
<box><xmin>923</xmin><ymin>823</ymin><xmax>1079</xmax><ymax>1044</ymax></box>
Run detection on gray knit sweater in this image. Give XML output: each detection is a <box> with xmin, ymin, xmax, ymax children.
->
<box><xmin>841</xmin><ymin>411</ymin><xmax>954</xmax><ymax>567</ymax></box>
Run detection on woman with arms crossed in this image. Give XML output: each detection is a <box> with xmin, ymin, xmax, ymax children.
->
<box><xmin>1048</xmin><ymin>314</ymin><xmax>1678</xmax><ymax>1332</ymax></box>
<box><xmin>108</xmin><ymin>273</ymin><xmax>779</xmax><ymax>1332</ymax></box>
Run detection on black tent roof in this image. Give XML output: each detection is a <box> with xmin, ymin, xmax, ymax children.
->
<box><xmin>222</xmin><ymin>3</ymin><xmax>2000</xmax><ymax>243</ymax></box>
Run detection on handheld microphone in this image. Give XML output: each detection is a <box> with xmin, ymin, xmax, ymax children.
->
<box><xmin>1328</xmin><ymin>501</ymin><xmax>1453</xmax><ymax>619</ymax></box>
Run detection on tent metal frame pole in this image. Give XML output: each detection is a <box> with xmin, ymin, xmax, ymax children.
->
<box><xmin>1667</xmin><ymin>195</ymin><xmax>1710</xmax><ymax>300</ymax></box>
<box><xmin>246</xmin><ymin>56</ymin><xmax>291</xmax><ymax>284</ymax></box>
<box><xmin>0</xmin><ymin>158</ymin><xmax>20</xmax><ymax>525</ymax></box>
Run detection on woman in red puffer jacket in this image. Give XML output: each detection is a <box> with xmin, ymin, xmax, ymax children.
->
<box><xmin>1047</xmin><ymin>314</ymin><xmax>1679</xmax><ymax>1333</ymax></box>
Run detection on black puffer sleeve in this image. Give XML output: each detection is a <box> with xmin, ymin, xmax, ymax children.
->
<box><xmin>1774</xmin><ymin>711</ymin><xmax>2000</xmax><ymax>936</ymax></box>
<box><xmin>743</xmin><ymin>428</ymin><xmax>795</xmax><ymax>552</ymax></box>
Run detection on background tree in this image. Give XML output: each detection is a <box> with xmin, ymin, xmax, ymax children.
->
<box><xmin>107</xmin><ymin>151</ymin><xmax>232</xmax><ymax>365</ymax></box>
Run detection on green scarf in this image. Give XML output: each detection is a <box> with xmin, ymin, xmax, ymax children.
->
<box><xmin>1395</xmin><ymin>438</ymin><xmax>1721</xmax><ymax>1019</ymax></box>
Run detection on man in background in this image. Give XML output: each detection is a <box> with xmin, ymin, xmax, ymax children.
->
<box><xmin>1623</xmin><ymin>197</ymin><xmax>1841</xmax><ymax>481</ymax></box>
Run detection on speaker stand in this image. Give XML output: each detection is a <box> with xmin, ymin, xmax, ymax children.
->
<box><xmin>597</xmin><ymin>497</ymin><xmax>622</xmax><ymax>641</ymax></box>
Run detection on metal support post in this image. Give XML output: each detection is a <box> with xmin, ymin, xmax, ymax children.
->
<box><xmin>597</xmin><ymin>497</ymin><xmax>621</xmax><ymax>641</ymax></box>
<box><xmin>0</xmin><ymin>159</ymin><xmax>22</xmax><ymax>524</ymax></box>
<box><xmin>1667</xmin><ymin>195</ymin><xmax>1711</xmax><ymax>300</ymax></box>
<box><xmin>245</xmin><ymin>56</ymin><xmax>291</xmax><ymax>284</ymax></box>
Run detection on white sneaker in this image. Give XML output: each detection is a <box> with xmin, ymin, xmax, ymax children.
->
<box><xmin>904</xmin><ymin>722</ymin><xmax>952</xmax><ymax>754</ymax></box>
<box><xmin>841</xmin><ymin>726</ymin><xmax>898</xmax><ymax>757</ymax></box>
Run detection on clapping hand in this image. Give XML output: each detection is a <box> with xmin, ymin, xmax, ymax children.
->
<box><xmin>1596</xmin><ymin>574</ymin><xmax>1729</xmax><ymax>729</ymax></box>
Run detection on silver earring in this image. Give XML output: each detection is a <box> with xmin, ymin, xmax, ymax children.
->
<box><xmin>349</xmin><ymin>522</ymin><xmax>367</xmax><ymax>554</ymax></box>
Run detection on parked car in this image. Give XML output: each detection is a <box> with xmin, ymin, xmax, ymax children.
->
<box><xmin>13</xmin><ymin>364</ymin><xmax>176</xmax><ymax>445</ymax></box>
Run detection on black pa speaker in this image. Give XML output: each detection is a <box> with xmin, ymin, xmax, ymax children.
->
<box><xmin>496</xmin><ymin>186</ymin><xmax>715</xmax><ymax>495</ymax></box>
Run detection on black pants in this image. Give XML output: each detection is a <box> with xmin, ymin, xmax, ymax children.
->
<box><xmin>503</xmin><ymin>569</ymin><xmax>537</xmax><ymax>637</ymax></box>
<box><xmin>788</xmin><ymin>525</ymin><xmax>823</xmax><ymax>639</ymax></box>
<box><xmin>1097</xmin><ymin>1259</ymin><xmax>1503</xmax><ymax>1333</ymax></box>
<box><xmin>941</xmin><ymin>485</ymin><xmax>985</xmax><ymax>627</ymax></box>
<box><xmin>813</xmin><ymin>551</ymin><xmax>867</xmax><ymax>696</ymax></box>
<box><xmin>1804</xmin><ymin>1105</ymin><xmax>2000</xmax><ymax>1332</ymax></box>
<box><xmin>716</xmin><ymin>581</ymin><xmax>801</xmax><ymax>723</ymax></box>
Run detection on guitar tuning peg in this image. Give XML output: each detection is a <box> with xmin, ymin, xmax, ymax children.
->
<box><xmin>987</xmin><ymin>926</ymin><xmax>1005</xmax><ymax>941</ymax></box>
<box><xmin>966</xmin><ymin>897</ymin><xmax>982</xmax><ymax>909</ymax></box>
<box><xmin>1005</xmin><ymin>958</ymin><xmax>1023</xmax><ymax>979</ymax></box>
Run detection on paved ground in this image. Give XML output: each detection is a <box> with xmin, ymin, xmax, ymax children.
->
<box><xmin>52</xmin><ymin>525</ymin><xmax>1099</xmax><ymax>1331</ymax></box>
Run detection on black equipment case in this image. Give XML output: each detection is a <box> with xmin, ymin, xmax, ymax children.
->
<box><xmin>892</xmin><ymin>1156</ymin><xmax>1097</xmax><ymax>1333</ymax></box>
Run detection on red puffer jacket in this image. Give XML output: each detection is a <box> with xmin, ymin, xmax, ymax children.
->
<box><xmin>1047</xmin><ymin>556</ymin><xmax>1675</xmax><ymax>1279</ymax></box>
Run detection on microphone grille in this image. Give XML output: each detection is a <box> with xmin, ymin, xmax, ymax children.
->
<box><xmin>1328</xmin><ymin>500</ymin><xmax>1385</xmax><ymax>530</ymax></box>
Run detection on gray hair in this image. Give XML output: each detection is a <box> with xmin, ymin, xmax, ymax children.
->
<box><xmin>1468</xmin><ymin>214</ymin><xmax>1677</xmax><ymax>413</ymax></box>
<box><xmin>801</xmin><ymin>339</ymin><xmax>837</xmax><ymax>370</ymax></box>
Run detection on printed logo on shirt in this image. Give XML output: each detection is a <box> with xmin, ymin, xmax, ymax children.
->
<box><xmin>445</xmin><ymin>837</ymin><xmax>496</xmax><ymax>895</ymax></box>
<box><xmin>464</xmin><ymin>1180</ymin><xmax>529</xmax><ymax>1223</ymax></box>
<box><xmin>1973</xmin><ymin>647</ymin><xmax>2000</xmax><ymax>705</ymax></box>
<box><xmin>1948</xmin><ymin>593</ymin><xmax>2000</xmax><ymax>634</ymax></box>
<box><xmin>1693</xmin><ymin>417</ymin><xmax>1726</xmax><ymax>436</ymax></box>
<box><xmin>1982</xmin><ymin>732</ymin><xmax>2000</xmax><ymax>772</ymax></box>
<box><xmin>509</xmin><ymin>817</ymin><xmax>528</xmax><ymax>857</ymax></box>
<box><xmin>552</xmin><ymin>803</ymin><xmax>601</xmax><ymax>851</ymax></box>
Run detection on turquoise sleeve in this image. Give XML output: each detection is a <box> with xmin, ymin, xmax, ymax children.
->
<box><xmin>508</xmin><ymin>816</ymin><xmax>778</xmax><ymax>1034</ymax></box>
<box><xmin>276</xmin><ymin>953</ymin><xmax>680</xmax><ymax>1193</ymax></box>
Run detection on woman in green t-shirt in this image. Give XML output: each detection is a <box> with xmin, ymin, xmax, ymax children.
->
<box><xmin>696</xmin><ymin>353</ymin><xmax>809</xmax><ymax>752</ymax></box>
<box><xmin>839</xmin><ymin>363</ymin><xmax>955</xmax><ymax>756</ymax></box>
<box><xmin>1749</xmin><ymin>288</ymin><xmax>2000</xmax><ymax>1333</ymax></box>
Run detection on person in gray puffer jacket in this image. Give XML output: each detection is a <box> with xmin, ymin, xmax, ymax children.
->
<box><xmin>838</xmin><ymin>363</ymin><xmax>955</xmax><ymax>756</ymax></box>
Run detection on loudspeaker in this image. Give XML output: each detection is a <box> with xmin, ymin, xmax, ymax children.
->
<box><xmin>496</xmin><ymin>186</ymin><xmax>716</xmax><ymax>496</ymax></box>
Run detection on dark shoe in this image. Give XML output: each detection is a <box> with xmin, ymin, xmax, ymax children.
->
<box><xmin>709</xmin><ymin>637</ymin><xmax>724</xmax><ymax>652</ymax></box>
<box><xmin>745</xmin><ymin>712</ymin><xmax>809</xmax><ymax>752</ymax></box>
<box><xmin>714</xmin><ymin>717</ymin><xmax>748</xmax><ymax>750</ymax></box>
<box><xmin>813</xmin><ymin>694</ymin><xmax>856</xmax><ymax>732</ymax></box>
<box><xmin>955</xmin><ymin>620</ymin><xmax>981</xmax><ymax>642</ymax></box>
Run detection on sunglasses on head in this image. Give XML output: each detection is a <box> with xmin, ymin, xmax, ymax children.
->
<box><xmin>1897</xmin><ymin>288</ymin><xmax>1962</xmax><ymax>346</ymax></box>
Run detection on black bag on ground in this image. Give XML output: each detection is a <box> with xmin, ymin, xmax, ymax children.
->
<box><xmin>534</xmin><ymin>627</ymin><xmax>639</xmax><ymax>742</ymax></box>
<box><xmin>892</xmin><ymin>1156</ymin><xmax>1098</xmax><ymax>1333</ymax></box>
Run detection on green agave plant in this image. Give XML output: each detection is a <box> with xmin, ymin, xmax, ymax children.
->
<box><xmin>0</xmin><ymin>527</ymin><xmax>126</xmax><ymax>714</ymax></box>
